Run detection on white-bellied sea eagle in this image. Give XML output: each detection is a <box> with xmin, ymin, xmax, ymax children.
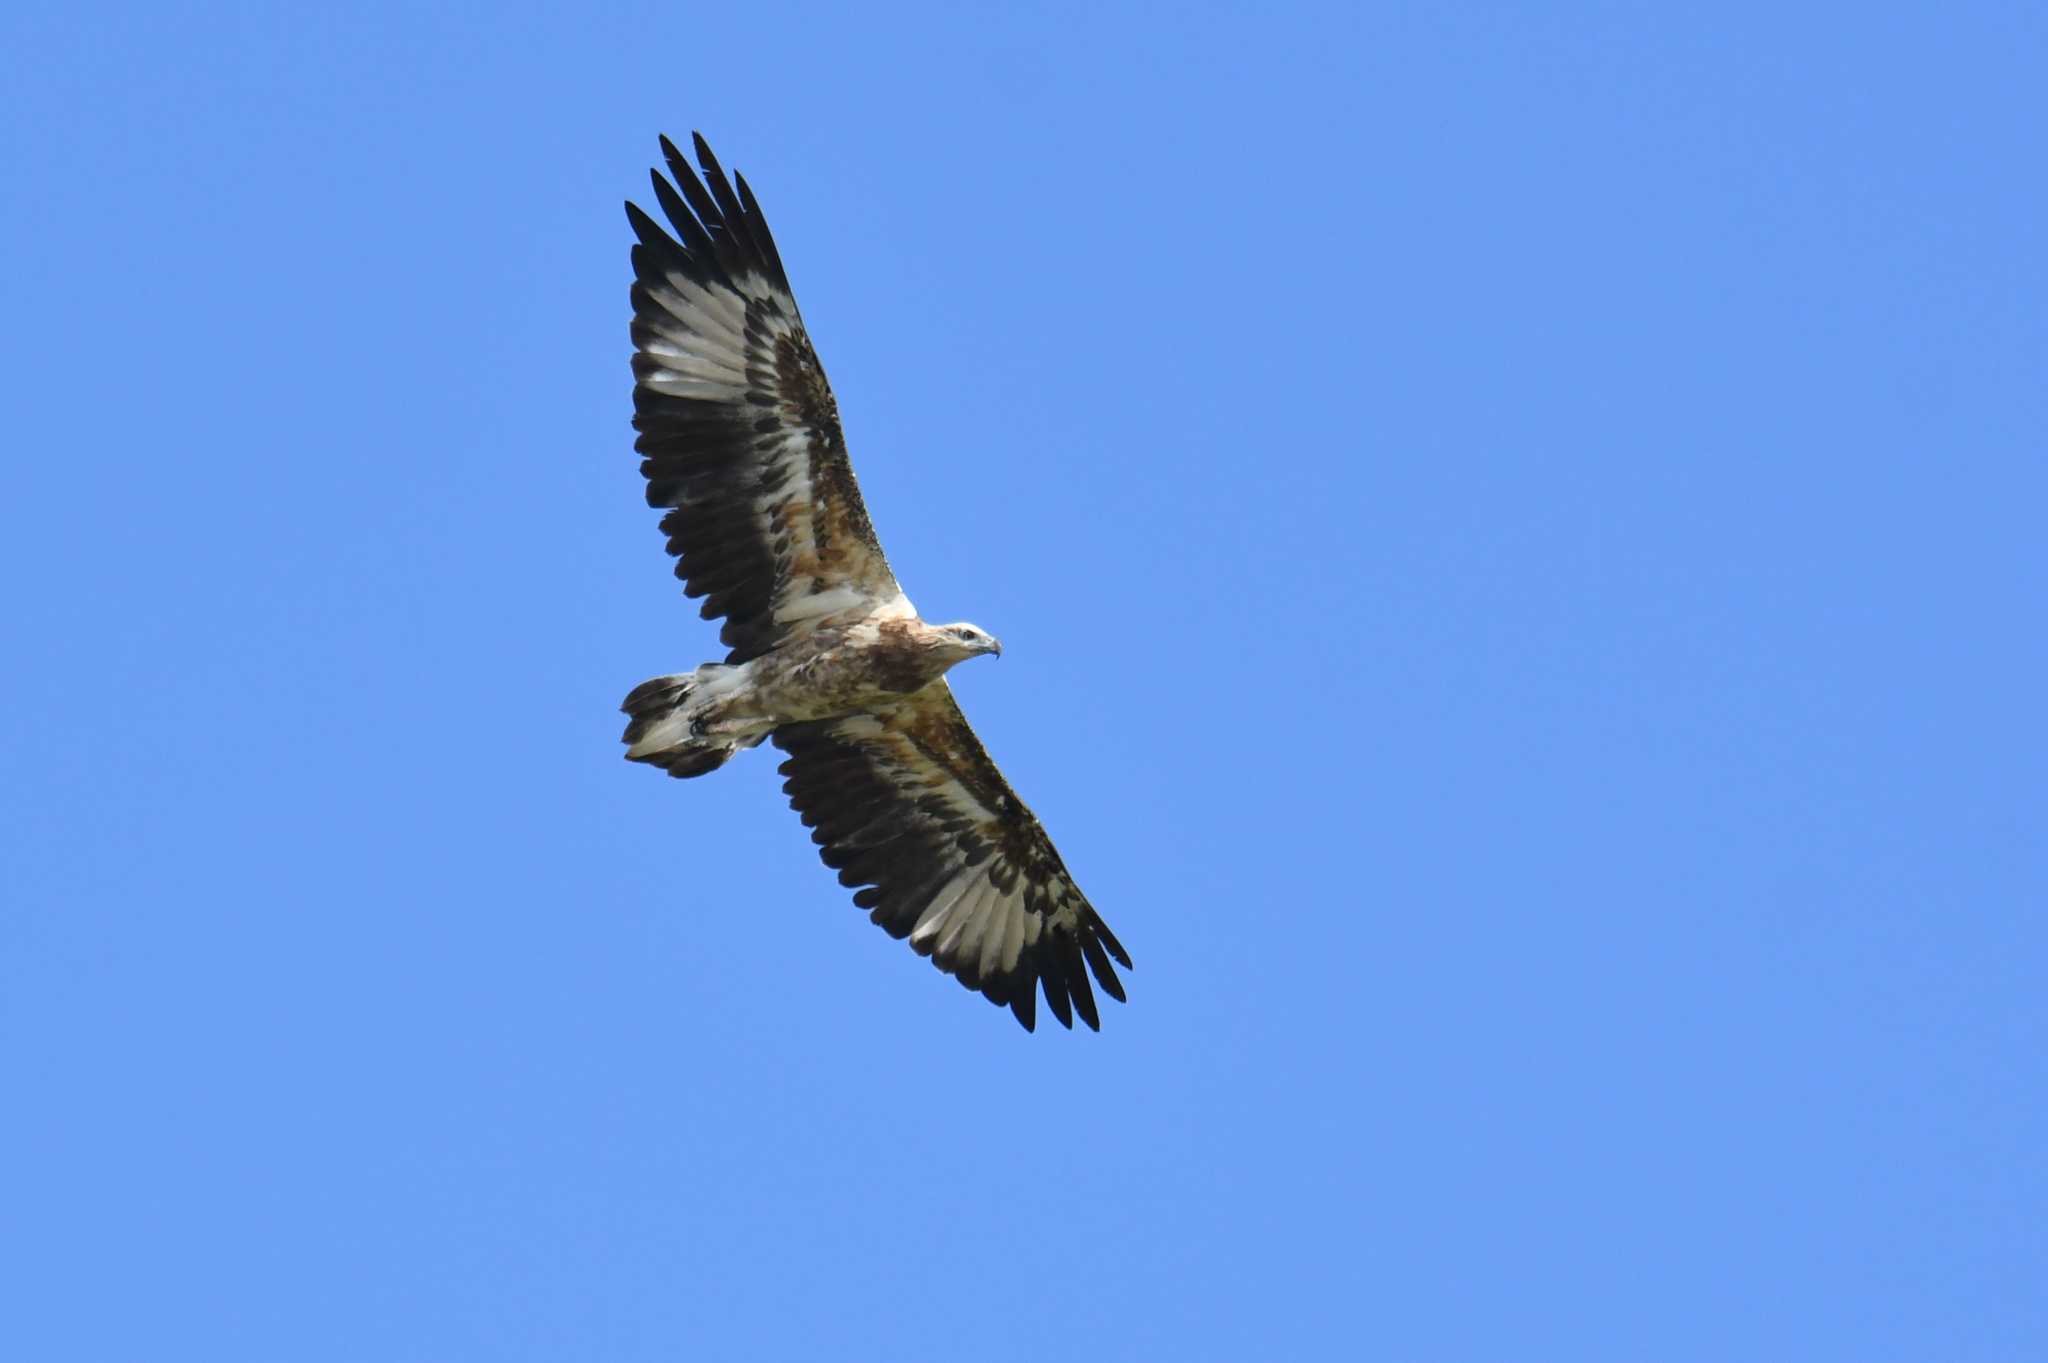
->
<box><xmin>619</xmin><ymin>134</ymin><xmax>1130</xmax><ymax>1032</ymax></box>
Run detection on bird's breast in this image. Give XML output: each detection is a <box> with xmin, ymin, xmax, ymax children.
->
<box><xmin>755</xmin><ymin>628</ymin><xmax>940</xmax><ymax>723</ymax></box>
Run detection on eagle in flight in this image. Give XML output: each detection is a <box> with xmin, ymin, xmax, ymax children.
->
<box><xmin>618</xmin><ymin>134</ymin><xmax>1130</xmax><ymax>1031</ymax></box>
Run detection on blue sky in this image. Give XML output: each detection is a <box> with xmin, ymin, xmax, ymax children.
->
<box><xmin>4</xmin><ymin>2</ymin><xmax>2043</xmax><ymax>1359</ymax></box>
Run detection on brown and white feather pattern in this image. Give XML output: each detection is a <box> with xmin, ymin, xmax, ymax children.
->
<box><xmin>774</xmin><ymin>684</ymin><xmax>1130</xmax><ymax>1032</ymax></box>
<box><xmin>624</xmin><ymin>135</ymin><xmax>1131</xmax><ymax>1031</ymax></box>
<box><xmin>629</xmin><ymin>134</ymin><xmax>908</xmax><ymax>663</ymax></box>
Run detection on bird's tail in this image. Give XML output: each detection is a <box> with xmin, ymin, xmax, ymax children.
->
<box><xmin>620</xmin><ymin>666</ymin><xmax>760</xmax><ymax>779</ymax></box>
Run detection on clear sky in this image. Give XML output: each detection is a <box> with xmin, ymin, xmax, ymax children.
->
<box><xmin>4</xmin><ymin>3</ymin><xmax>2043</xmax><ymax>1359</ymax></box>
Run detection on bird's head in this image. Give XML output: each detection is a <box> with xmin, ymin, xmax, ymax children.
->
<box><xmin>934</xmin><ymin>621</ymin><xmax>1003</xmax><ymax>664</ymax></box>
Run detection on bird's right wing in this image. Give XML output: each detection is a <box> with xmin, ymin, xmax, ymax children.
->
<box><xmin>774</xmin><ymin>682</ymin><xmax>1130</xmax><ymax>1031</ymax></box>
<box><xmin>628</xmin><ymin>134</ymin><xmax>908</xmax><ymax>664</ymax></box>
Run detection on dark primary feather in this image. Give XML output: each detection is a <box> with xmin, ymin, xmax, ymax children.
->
<box><xmin>774</xmin><ymin>684</ymin><xmax>1131</xmax><ymax>1032</ymax></box>
<box><xmin>628</xmin><ymin>134</ymin><xmax>901</xmax><ymax>663</ymax></box>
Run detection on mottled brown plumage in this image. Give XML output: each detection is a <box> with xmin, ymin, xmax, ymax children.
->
<box><xmin>618</xmin><ymin>134</ymin><xmax>1128</xmax><ymax>1031</ymax></box>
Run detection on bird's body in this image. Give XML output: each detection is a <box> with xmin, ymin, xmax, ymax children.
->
<box><xmin>618</xmin><ymin>135</ymin><xmax>1129</xmax><ymax>1031</ymax></box>
<box><xmin>621</xmin><ymin>614</ymin><xmax>994</xmax><ymax>772</ymax></box>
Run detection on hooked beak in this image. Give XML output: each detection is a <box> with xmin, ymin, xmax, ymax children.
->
<box><xmin>986</xmin><ymin>637</ymin><xmax>1003</xmax><ymax>659</ymax></box>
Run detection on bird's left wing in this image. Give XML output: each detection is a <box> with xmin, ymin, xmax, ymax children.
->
<box><xmin>627</xmin><ymin>134</ymin><xmax>907</xmax><ymax>664</ymax></box>
<box><xmin>773</xmin><ymin>685</ymin><xmax>1130</xmax><ymax>1031</ymax></box>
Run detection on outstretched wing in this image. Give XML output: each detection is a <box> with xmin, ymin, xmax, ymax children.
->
<box><xmin>773</xmin><ymin>685</ymin><xmax>1131</xmax><ymax>1031</ymax></box>
<box><xmin>628</xmin><ymin>134</ymin><xmax>907</xmax><ymax>664</ymax></box>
